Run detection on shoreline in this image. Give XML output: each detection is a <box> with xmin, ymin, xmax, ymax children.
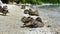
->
<box><xmin>0</xmin><ymin>4</ymin><xmax>60</xmax><ymax>34</ymax></box>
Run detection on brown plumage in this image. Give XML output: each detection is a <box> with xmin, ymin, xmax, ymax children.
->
<box><xmin>21</xmin><ymin>5</ymin><xmax>26</xmax><ymax>9</ymax></box>
<box><xmin>21</xmin><ymin>16</ymin><xmax>44</xmax><ymax>28</ymax></box>
<box><xmin>24</xmin><ymin>9</ymin><xmax>39</xmax><ymax>16</ymax></box>
<box><xmin>0</xmin><ymin>6</ymin><xmax>9</xmax><ymax>16</ymax></box>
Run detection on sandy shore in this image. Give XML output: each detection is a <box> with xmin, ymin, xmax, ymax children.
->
<box><xmin>0</xmin><ymin>4</ymin><xmax>60</xmax><ymax>34</ymax></box>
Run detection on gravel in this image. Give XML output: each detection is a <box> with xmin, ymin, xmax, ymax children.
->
<box><xmin>0</xmin><ymin>4</ymin><xmax>60</xmax><ymax>34</ymax></box>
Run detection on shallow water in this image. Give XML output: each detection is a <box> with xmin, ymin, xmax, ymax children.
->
<box><xmin>35</xmin><ymin>6</ymin><xmax>60</xmax><ymax>30</ymax></box>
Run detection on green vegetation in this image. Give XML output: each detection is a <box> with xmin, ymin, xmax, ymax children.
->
<box><xmin>41</xmin><ymin>0</ymin><xmax>60</xmax><ymax>4</ymax></box>
<box><xmin>8</xmin><ymin>0</ymin><xmax>60</xmax><ymax>5</ymax></box>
